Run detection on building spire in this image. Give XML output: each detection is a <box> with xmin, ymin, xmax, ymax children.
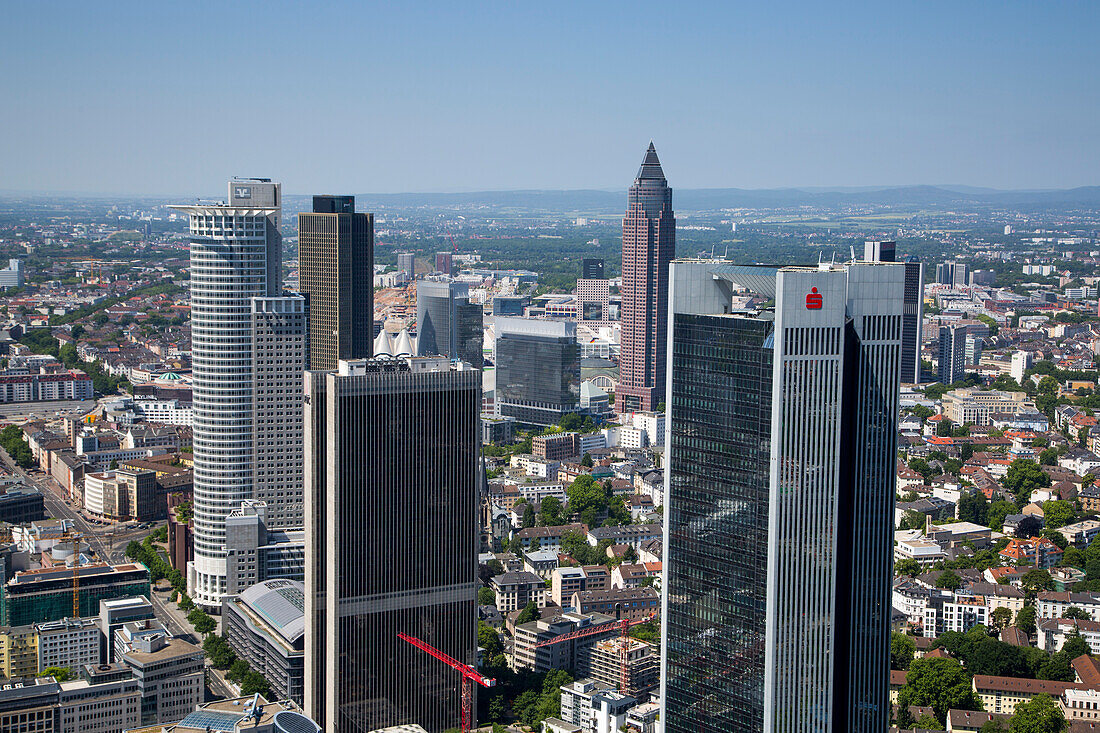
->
<box><xmin>636</xmin><ymin>141</ymin><xmax>665</xmax><ymax>181</ymax></box>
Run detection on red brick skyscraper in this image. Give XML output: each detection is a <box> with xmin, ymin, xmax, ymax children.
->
<box><xmin>618</xmin><ymin>142</ymin><xmax>675</xmax><ymax>413</ymax></box>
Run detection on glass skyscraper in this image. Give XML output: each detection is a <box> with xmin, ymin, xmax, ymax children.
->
<box><xmin>493</xmin><ymin>317</ymin><xmax>579</xmax><ymax>426</ymax></box>
<box><xmin>661</xmin><ymin>260</ymin><xmax>903</xmax><ymax>733</ymax></box>
<box><xmin>304</xmin><ymin>357</ymin><xmax>480</xmax><ymax>732</ymax></box>
<box><xmin>416</xmin><ymin>280</ymin><xmax>484</xmax><ymax>368</ymax></box>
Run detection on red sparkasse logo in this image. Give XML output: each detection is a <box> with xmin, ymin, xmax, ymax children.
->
<box><xmin>805</xmin><ymin>287</ymin><xmax>822</xmax><ymax>310</ymax></box>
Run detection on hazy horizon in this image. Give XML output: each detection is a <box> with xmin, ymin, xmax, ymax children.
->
<box><xmin>3</xmin><ymin>1</ymin><xmax>1098</xmax><ymax>195</ymax></box>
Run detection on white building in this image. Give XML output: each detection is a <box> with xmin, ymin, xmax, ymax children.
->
<box><xmin>121</xmin><ymin>636</ymin><xmax>204</xmax><ymax>726</ymax></box>
<box><xmin>58</xmin><ymin>676</ymin><xmax>141</xmax><ymax>733</ymax></box>
<box><xmin>0</xmin><ymin>259</ymin><xmax>25</xmax><ymax>288</ymax></box>
<box><xmin>171</xmin><ymin>179</ymin><xmax>283</xmax><ymax>610</ymax></box>
<box><xmin>36</xmin><ymin>618</ymin><xmax>101</xmax><ymax>673</ymax></box>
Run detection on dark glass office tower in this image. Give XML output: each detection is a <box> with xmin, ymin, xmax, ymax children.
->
<box><xmin>662</xmin><ymin>261</ymin><xmax>902</xmax><ymax>733</ymax></box>
<box><xmin>864</xmin><ymin>242</ymin><xmax>923</xmax><ymax>384</ymax></box>
<box><xmin>494</xmin><ymin>317</ymin><xmax>579</xmax><ymax>426</ymax></box>
<box><xmin>582</xmin><ymin>258</ymin><xmax>605</xmax><ymax>279</ymax></box>
<box><xmin>304</xmin><ymin>358</ymin><xmax>480</xmax><ymax>732</ymax></box>
<box><xmin>298</xmin><ymin>196</ymin><xmax>374</xmax><ymax>370</ymax></box>
<box><xmin>938</xmin><ymin>323</ymin><xmax>968</xmax><ymax>385</ymax></box>
<box><xmin>416</xmin><ymin>280</ymin><xmax>484</xmax><ymax>367</ymax></box>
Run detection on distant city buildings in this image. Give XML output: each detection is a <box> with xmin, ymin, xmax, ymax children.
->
<box><xmin>618</xmin><ymin>143</ymin><xmax>675</xmax><ymax>413</ymax></box>
<box><xmin>304</xmin><ymin>357</ymin><xmax>480</xmax><ymax>731</ymax></box>
<box><xmin>661</xmin><ymin>260</ymin><xmax>903</xmax><ymax>732</ymax></box>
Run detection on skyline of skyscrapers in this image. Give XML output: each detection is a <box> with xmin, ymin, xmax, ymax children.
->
<box><xmin>660</xmin><ymin>259</ymin><xmax>902</xmax><ymax>732</ymax></box>
<box><xmin>618</xmin><ymin>143</ymin><xmax>675</xmax><ymax>413</ymax></box>
<box><xmin>304</xmin><ymin>357</ymin><xmax>480</xmax><ymax>732</ymax></box>
<box><xmin>298</xmin><ymin>195</ymin><xmax>374</xmax><ymax>371</ymax></box>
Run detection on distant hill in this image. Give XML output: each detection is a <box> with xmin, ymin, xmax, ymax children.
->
<box><xmin>328</xmin><ymin>185</ymin><xmax>1100</xmax><ymax>213</ymax></box>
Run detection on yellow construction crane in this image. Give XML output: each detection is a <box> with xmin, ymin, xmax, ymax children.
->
<box><xmin>58</xmin><ymin>531</ymin><xmax>83</xmax><ymax>618</ymax></box>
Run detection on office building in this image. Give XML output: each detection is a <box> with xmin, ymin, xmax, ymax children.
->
<box><xmin>251</xmin><ymin>295</ymin><xmax>307</xmax><ymax>528</ymax></box>
<box><xmin>965</xmin><ymin>333</ymin><xmax>984</xmax><ymax>366</ymax></box>
<box><xmin>0</xmin><ymin>258</ymin><xmax>25</xmax><ymax>288</ymax></box>
<box><xmin>223</xmin><ymin>578</ymin><xmax>305</xmax><ymax>705</ymax></box>
<box><xmin>936</xmin><ymin>260</ymin><xmax>970</xmax><ymax>287</ymax></box>
<box><xmin>1011</xmin><ymin>350</ymin><xmax>1033</xmax><ymax>384</ymax></box>
<box><xmin>416</xmin><ymin>280</ymin><xmax>484</xmax><ymax>367</ymax></box>
<box><xmin>512</xmin><ymin>612</ymin><xmax>618</xmax><ymax>673</ymax></box>
<box><xmin>939</xmin><ymin>324</ymin><xmax>969</xmax><ymax>385</ymax></box>
<box><xmin>863</xmin><ymin>242</ymin><xmax>923</xmax><ymax>383</ymax></box>
<box><xmin>941</xmin><ymin>388</ymin><xmax>1033</xmax><ymax>426</ymax></box>
<box><xmin>35</xmin><ymin>617</ymin><xmax>101</xmax><ymax>672</ymax></box>
<box><xmin>225</xmin><ymin>500</ymin><xmax>306</xmax><ymax>596</ymax></box>
<box><xmin>661</xmin><ymin>260</ymin><xmax>903</xmax><ymax>732</ymax></box>
<box><xmin>582</xmin><ymin>258</ymin><xmax>605</xmax><ymax>280</ymax></box>
<box><xmin>4</xmin><ymin>562</ymin><xmax>151</xmax><ymax>626</ymax></box>
<box><xmin>618</xmin><ymin>143</ymin><xmax>675</xmax><ymax>413</ymax></box>
<box><xmin>0</xmin><ymin>678</ymin><xmax>59</xmax><ymax>733</ymax></box>
<box><xmin>492</xmin><ymin>295</ymin><xmax>528</xmax><ymax>316</ymax></box>
<box><xmin>83</xmin><ymin>469</ymin><xmax>156</xmax><ymax>521</ymax></box>
<box><xmin>171</xmin><ymin>179</ymin><xmax>282</xmax><ymax>609</ymax></box>
<box><xmin>298</xmin><ymin>195</ymin><xmax>374</xmax><ymax>370</ymax></box>
<box><xmin>577</xmin><ymin>279</ymin><xmax>611</xmax><ymax>323</ymax></box>
<box><xmin>435</xmin><ymin>252</ymin><xmax>453</xmax><ymax>275</ymax></box>
<box><xmin>122</xmin><ymin>636</ymin><xmax>204</xmax><ymax>725</ymax></box>
<box><xmin>397</xmin><ymin>252</ymin><xmax>416</xmax><ymax>278</ymax></box>
<box><xmin>305</xmin><ymin>357</ymin><xmax>480</xmax><ymax>732</ymax></box>
<box><xmin>494</xmin><ymin>317</ymin><xmax>579</xmax><ymax>426</ymax></box>
<box><xmin>98</xmin><ymin>595</ymin><xmax>155</xmax><ymax>662</ymax></box>
<box><xmin>0</xmin><ymin>624</ymin><xmax>39</xmax><ymax>678</ymax></box>
<box><xmin>58</xmin><ymin>673</ymin><xmax>141</xmax><ymax>733</ymax></box>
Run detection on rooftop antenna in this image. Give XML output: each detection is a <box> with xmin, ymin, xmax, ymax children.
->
<box><xmin>850</xmin><ymin>245</ymin><xmax>856</xmax><ymax>262</ymax></box>
<box><xmin>723</xmin><ymin>245</ymin><xmax>729</xmax><ymax>259</ymax></box>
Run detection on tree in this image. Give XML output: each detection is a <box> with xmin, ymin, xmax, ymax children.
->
<box><xmin>895</xmin><ymin>558</ymin><xmax>921</xmax><ymax>577</ymax></box>
<box><xmin>478</xmin><ymin>620</ymin><xmax>503</xmax><ymax>657</ymax></box>
<box><xmin>539</xmin><ymin>496</ymin><xmax>563</xmax><ymax>525</ymax></box>
<box><xmin>936</xmin><ymin>570</ymin><xmax>962</xmax><ymax>591</ymax></box>
<box><xmin>1016</xmin><ymin>605</ymin><xmax>1037</xmax><ymax>635</ymax></box>
<box><xmin>990</xmin><ymin>607</ymin><xmax>1013</xmax><ymax>632</ymax></box>
<box><xmin>240</xmin><ymin>670</ymin><xmax>271</xmax><ymax>696</ymax></box>
<box><xmin>228</xmin><ymin>659</ymin><xmax>250</xmax><ymax>682</ymax></box>
<box><xmin>897</xmin><ymin>656</ymin><xmax>979</xmax><ymax>725</ymax></box>
<box><xmin>478</xmin><ymin>587</ymin><xmax>496</xmax><ymax>606</ymax></box>
<box><xmin>567</xmin><ymin>474</ymin><xmax>608</xmax><ymax>520</ymax></box>
<box><xmin>982</xmin><ymin>718</ymin><xmax>1009</xmax><ymax>732</ymax></box>
<box><xmin>516</xmin><ymin>601</ymin><xmax>540</xmax><ymax>625</ymax></box>
<box><xmin>203</xmin><ymin>634</ymin><xmax>236</xmax><ymax>668</ymax></box>
<box><xmin>1062</xmin><ymin>546</ymin><xmax>1085</xmax><ymax>569</ymax></box>
<box><xmin>891</xmin><ymin>632</ymin><xmax>916</xmax><ymax>670</ymax></box>
<box><xmin>187</xmin><ymin>608</ymin><xmax>216</xmax><ymax>635</ymax></box>
<box><xmin>1003</xmin><ymin>459</ymin><xmax>1051</xmax><ymax>506</ymax></box>
<box><xmin>1020</xmin><ymin>569</ymin><xmax>1054</xmax><ymax>595</ymax></box>
<box><xmin>1062</xmin><ymin>631</ymin><xmax>1091</xmax><ymax>660</ymax></box>
<box><xmin>1009</xmin><ymin>693</ymin><xmax>1066</xmax><ymax>733</ymax></box>
<box><xmin>958</xmin><ymin>490</ymin><xmax>990</xmax><ymax>525</ymax></box>
<box><xmin>522</xmin><ymin>503</ymin><xmax>536</xmax><ymax>529</ymax></box>
<box><xmin>1063</xmin><ymin>606</ymin><xmax>1090</xmax><ymax>620</ymax></box>
<box><xmin>38</xmin><ymin>666</ymin><xmax>73</xmax><ymax>682</ymax></box>
<box><xmin>900</xmin><ymin>510</ymin><xmax>927</xmax><ymax>531</ymax></box>
<box><xmin>987</xmin><ymin>501</ymin><xmax>1016</xmax><ymax>531</ymax></box>
<box><xmin>580</xmin><ymin>452</ymin><xmax>593</xmax><ymax>468</ymax></box>
<box><xmin>909</xmin><ymin>458</ymin><xmax>933</xmax><ymax>480</ymax></box>
<box><xmin>1042</xmin><ymin>501</ymin><xmax>1075</xmax><ymax>530</ymax></box>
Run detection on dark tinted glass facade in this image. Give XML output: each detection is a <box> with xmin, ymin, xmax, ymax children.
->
<box><xmin>299</xmin><ymin>198</ymin><xmax>374</xmax><ymax>371</ymax></box>
<box><xmin>416</xmin><ymin>282</ymin><xmax>484</xmax><ymax>368</ymax></box>
<box><xmin>582</xmin><ymin>258</ymin><xmax>605</xmax><ymax>279</ymax></box>
<box><xmin>664</xmin><ymin>313</ymin><xmax>773</xmax><ymax>733</ymax></box>
<box><xmin>495</xmin><ymin>332</ymin><xmax>579</xmax><ymax>426</ymax></box>
<box><xmin>307</xmin><ymin>363</ymin><xmax>480</xmax><ymax>733</ymax></box>
<box><xmin>901</xmin><ymin>260</ymin><xmax>923</xmax><ymax>384</ymax></box>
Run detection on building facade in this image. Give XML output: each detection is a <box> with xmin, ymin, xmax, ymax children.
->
<box><xmin>939</xmin><ymin>323</ymin><xmax>969</xmax><ymax>385</ymax></box>
<box><xmin>171</xmin><ymin>179</ymin><xmax>281</xmax><ymax>609</ymax></box>
<box><xmin>251</xmin><ymin>295</ymin><xmax>307</xmax><ymax>529</ymax></box>
<box><xmin>416</xmin><ymin>280</ymin><xmax>484</xmax><ymax>367</ymax></box>
<box><xmin>617</xmin><ymin>143</ymin><xmax>675</xmax><ymax>413</ymax></box>
<box><xmin>863</xmin><ymin>242</ymin><xmax>923</xmax><ymax>384</ymax></box>
<box><xmin>304</xmin><ymin>357</ymin><xmax>480</xmax><ymax>732</ymax></box>
<box><xmin>223</xmin><ymin>578</ymin><xmax>305</xmax><ymax>705</ymax></box>
<box><xmin>298</xmin><ymin>195</ymin><xmax>374</xmax><ymax>371</ymax></box>
<box><xmin>494</xmin><ymin>317</ymin><xmax>579</xmax><ymax>426</ymax></box>
<box><xmin>660</xmin><ymin>260</ymin><xmax>903</xmax><ymax>733</ymax></box>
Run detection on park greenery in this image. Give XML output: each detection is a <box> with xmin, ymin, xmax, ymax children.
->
<box><xmin>0</xmin><ymin>425</ymin><xmax>34</xmax><ymax>468</ymax></box>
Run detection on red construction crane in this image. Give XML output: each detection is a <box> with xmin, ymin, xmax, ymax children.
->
<box><xmin>398</xmin><ymin>632</ymin><xmax>496</xmax><ymax>733</ymax></box>
<box><xmin>535</xmin><ymin>615</ymin><xmax>657</xmax><ymax>694</ymax></box>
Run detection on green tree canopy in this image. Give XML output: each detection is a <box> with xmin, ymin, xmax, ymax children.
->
<box><xmin>1009</xmin><ymin>693</ymin><xmax>1066</xmax><ymax>733</ymax></box>
<box><xmin>1003</xmin><ymin>459</ymin><xmax>1051</xmax><ymax>506</ymax></box>
<box><xmin>897</xmin><ymin>656</ymin><xmax>979</xmax><ymax>725</ymax></box>
<box><xmin>891</xmin><ymin>632</ymin><xmax>916</xmax><ymax>671</ymax></box>
<box><xmin>936</xmin><ymin>570</ymin><xmax>962</xmax><ymax>590</ymax></box>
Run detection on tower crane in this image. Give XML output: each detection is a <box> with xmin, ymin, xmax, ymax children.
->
<box><xmin>58</xmin><ymin>530</ymin><xmax>84</xmax><ymax>617</ymax></box>
<box><xmin>535</xmin><ymin>614</ymin><xmax>656</xmax><ymax>694</ymax></box>
<box><xmin>398</xmin><ymin>632</ymin><xmax>496</xmax><ymax>733</ymax></box>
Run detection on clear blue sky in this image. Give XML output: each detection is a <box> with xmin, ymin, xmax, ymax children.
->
<box><xmin>2</xmin><ymin>1</ymin><xmax>1098</xmax><ymax>195</ymax></box>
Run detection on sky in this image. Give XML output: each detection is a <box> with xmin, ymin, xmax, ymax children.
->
<box><xmin>2</xmin><ymin>1</ymin><xmax>1098</xmax><ymax>196</ymax></box>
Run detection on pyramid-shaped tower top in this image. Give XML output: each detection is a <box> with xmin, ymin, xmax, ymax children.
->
<box><xmin>636</xmin><ymin>142</ymin><xmax>666</xmax><ymax>181</ymax></box>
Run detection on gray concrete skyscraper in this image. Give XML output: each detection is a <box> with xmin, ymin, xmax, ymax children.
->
<box><xmin>304</xmin><ymin>357</ymin><xmax>480</xmax><ymax>732</ymax></box>
<box><xmin>661</xmin><ymin>260</ymin><xmax>903</xmax><ymax>733</ymax></box>
<box><xmin>938</xmin><ymin>323</ymin><xmax>969</xmax><ymax>385</ymax></box>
